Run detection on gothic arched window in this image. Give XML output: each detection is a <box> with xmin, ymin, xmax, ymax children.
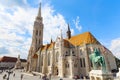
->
<box><xmin>48</xmin><ymin>53</ymin><xmax>50</xmax><ymax>66</ymax></box>
<box><xmin>88</xmin><ymin>48</ymin><xmax>91</xmax><ymax>54</ymax></box>
<box><xmin>65</xmin><ymin>61</ymin><xmax>69</xmax><ymax>68</ymax></box>
<box><xmin>36</xmin><ymin>30</ymin><xmax>38</xmax><ymax>35</ymax></box>
<box><xmin>72</xmin><ymin>51</ymin><xmax>75</xmax><ymax>56</ymax></box>
<box><xmin>80</xmin><ymin>58</ymin><xmax>82</xmax><ymax>67</ymax></box>
<box><xmin>39</xmin><ymin>30</ymin><xmax>41</xmax><ymax>36</ymax></box>
<box><xmin>83</xmin><ymin>58</ymin><xmax>86</xmax><ymax>67</ymax></box>
<box><xmin>56</xmin><ymin>52</ymin><xmax>59</xmax><ymax>62</ymax></box>
<box><xmin>39</xmin><ymin>39</ymin><xmax>41</xmax><ymax>44</ymax></box>
<box><xmin>65</xmin><ymin>51</ymin><xmax>70</xmax><ymax>56</ymax></box>
<box><xmin>80</xmin><ymin>49</ymin><xmax>82</xmax><ymax>55</ymax></box>
<box><xmin>41</xmin><ymin>54</ymin><xmax>43</xmax><ymax>66</ymax></box>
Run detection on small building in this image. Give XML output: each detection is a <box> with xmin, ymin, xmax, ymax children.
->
<box><xmin>0</xmin><ymin>56</ymin><xmax>26</xmax><ymax>70</ymax></box>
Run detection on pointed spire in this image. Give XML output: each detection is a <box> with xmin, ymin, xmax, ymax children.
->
<box><xmin>68</xmin><ymin>23</ymin><xmax>70</xmax><ymax>31</ymax></box>
<box><xmin>60</xmin><ymin>29</ymin><xmax>63</xmax><ymax>40</ymax></box>
<box><xmin>50</xmin><ymin>38</ymin><xmax>53</xmax><ymax>43</ymax></box>
<box><xmin>67</xmin><ymin>23</ymin><xmax>71</xmax><ymax>39</ymax></box>
<box><xmin>37</xmin><ymin>2</ymin><xmax>41</xmax><ymax>17</ymax></box>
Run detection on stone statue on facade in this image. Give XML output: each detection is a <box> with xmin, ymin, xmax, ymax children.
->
<box><xmin>89</xmin><ymin>48</ymin><xmax>107</xmax><ymax>73</ymax></box>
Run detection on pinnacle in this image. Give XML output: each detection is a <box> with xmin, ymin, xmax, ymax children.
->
<box><xmin>37</xmin><ymin>2</ymin><xmax>41</xmax><ymax>17</ymax></box>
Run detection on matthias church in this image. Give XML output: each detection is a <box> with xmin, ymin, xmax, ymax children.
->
<box><xmin>26</xmin><ymin>4</ymin><xmax>117</xmax><ymax>78</ymax></box>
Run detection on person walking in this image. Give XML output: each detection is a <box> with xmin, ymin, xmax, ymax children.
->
<box><xmin>21</xmin><ymin>74</ymin><xmax>23</xmax><ymax>80</ymax></box>
<box><xmin>13</xmin><ymin>73</ymin><xmax>15</xmax><ymax>77</ymax></box>
<box><xmin>3</xmin><ymin>74</ymin><xmax>7</xmax><ymax>79</ymax></box>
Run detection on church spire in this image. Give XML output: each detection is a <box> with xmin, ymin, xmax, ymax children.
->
<box><xmin>68</xmin><ymin>23</ymin><xmax>70</xmax><ymax>31</ymax></box>
<box><xmin>60</xmin><ymin>29</ymin><xmax>63</xmax><ymax>40</ymax></box>
<box><xmin>50</xmin><ymin>38</ymin><xmax>53</xmax><ymax>43</ymax></box>
<box><xmin>67</xmin><ymin>23</ymin><xmax>71</xmax><ymax>39</ymax></box>
<box><xmin>38</xmin><ymin>3</ymin><xmax>41</xmax><ymax>17</ymax></box>
<box><xmin>36</xmin><ymin>3</ymin><xmax>42</xmax><ymax>21</ymax></box>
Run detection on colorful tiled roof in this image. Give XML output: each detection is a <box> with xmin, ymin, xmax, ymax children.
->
<box><xmin>38</xmin><ymin>32</ymin><xmax>100</xmax><ymax>52</ymax></box>
<box><xmin>66</xmin><ymin>32</ymin><xmax>100</xmax><ymax>46</ymax></box>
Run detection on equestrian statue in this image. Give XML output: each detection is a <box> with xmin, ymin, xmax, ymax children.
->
<box><xmin>89</xmin><ymin>48</ymin><xmax>107</xmax><ymax>73</ymax></box>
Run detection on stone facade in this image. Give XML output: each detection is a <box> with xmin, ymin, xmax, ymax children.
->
<box><xmin>26</xmin><ymin>4</ymin><xmax>117</xmax><ymax>78</ymax></box>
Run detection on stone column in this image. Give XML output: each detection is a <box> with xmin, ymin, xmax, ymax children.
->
<box><xmin>37</xmin><ymin>53</ymin><xmax>40</xmax><ymax>72</ymax></box>
<box><xmin>70</xmin><ymin>57</ymin><xmax>74</xmax><ymax>78</ymax></box>
<box><xmin>51</xmin><ymin>48</ymin><xmax>55</xmax><ymax>75</ymax></box>
<box><xmin>84</xmin><ymin>44</ymin><xmax>90</xmax><ymax>76</ymax></box>
<box><xmin>58</xmin><ymin>57</ymin><xmax>64</xmax><ymax>77</ymax></box>
<box><xmin>42</xmin><ymin>51</ymin><xmax>47</xmax><ymax>74</ymax></box>
<box><xmin>58</xmin><ymin>37</ymin><xmax>64</xmax><ymax>77</ymax></box>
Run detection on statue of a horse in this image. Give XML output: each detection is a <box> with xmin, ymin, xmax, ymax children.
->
<box><xmin>89</xmin><ymin>48</ymin><xmax>106</xmax><ymax>73</ymax></box>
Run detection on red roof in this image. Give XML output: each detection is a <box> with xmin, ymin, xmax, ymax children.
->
<box><xmin>0</xmin><ymin>56</ymin><xmax>27</xmax><ymax>62</ymax></box>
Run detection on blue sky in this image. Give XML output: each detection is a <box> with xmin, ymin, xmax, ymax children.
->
<box><xmin>51</xmin><ymin>0</ymin><xmax>120</xmax><ymax>40</ymax></box>
<box><xmin>0</xmin><ymin>0</ymin><xmax>120</xmax><ymax>59</ymax></box>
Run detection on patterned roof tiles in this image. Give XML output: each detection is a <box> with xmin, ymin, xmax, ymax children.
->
<box><xmin>66</xmin><ymin>32</ymin><xmax>100</xmax><ymax>46</ymax></box>
<box><xmin>38</xmin><ymin>32</ymin><xmax>100</xmax><ymax>52</ymax></box>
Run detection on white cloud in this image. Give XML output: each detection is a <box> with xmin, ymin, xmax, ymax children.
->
<box><xmin>73</xmin><ymin>16</ymin><xmax>82</xmax><ymax>31</ymax></box>
<box><xmin>109</xmin><ymin>38</ymin><xmax>120</xmax><ymax>59</ymax></box>
<box><xmin>42</xmin><ymin>4</ymin><xmax>68</xmax><ymax>42</ymax></box>
<box><xmin>0</xmin><ymin>1</ymin><xmax>69</xmax><ymax>59</ymax></box>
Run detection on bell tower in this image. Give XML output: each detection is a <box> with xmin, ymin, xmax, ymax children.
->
<box><xmin>27</xmin><ymin>3</ymin><xmax>44</xmax><ymax>72</ymax></box>
<box><xmin>31</xmin><ymin>3</ymin><xmax>44</xmax><ymax>53</ymax></box>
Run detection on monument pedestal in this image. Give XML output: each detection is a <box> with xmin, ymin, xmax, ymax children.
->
<box><xmin>89</xmin><ymin>70</ymin><xmax>113</xmax><ymax>80</ymax></box>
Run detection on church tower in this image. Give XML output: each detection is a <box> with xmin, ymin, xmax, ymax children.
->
<box><xmin>66</xmin><ymin>24</ymin><xmax>71</xmax><ymax>39</ymax></box>
<box><xmin>31</xmin><ymin>3</ymin><xmax>44</xmax><ymax>52</ymax></box>
<box><xmin>27</xmin><ymin>3</ymin><xmax>44</xmax><ymax>71</ymax></box>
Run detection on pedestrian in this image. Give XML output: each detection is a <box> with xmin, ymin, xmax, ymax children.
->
<box><xmin>59</xmin><ymin>78</ymin><xmax>63</xmax><ymax>80</ymax></box>
<box><xmin>13</xmin><ymin>73</ymin><xmax>15</xmax><ymax>77</ymax></box>
<box><xmin>42</xmin><ymin>74</ymin><xmax>47</xmax><ymax>80</ymax></box>
<box><xmin>3</xmin><ymin>74</ymin><xmax>7</xmax><ymax>79</ymax></box>
<box><xmin>21</xmin><ymin>74</ymin><xmax>23</xmax><ymax>80</ymax></box>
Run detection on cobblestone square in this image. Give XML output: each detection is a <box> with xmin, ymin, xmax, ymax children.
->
<box><xmin>0</xmin><ymin>70</ymin><xmax>119</xmax><ymax>80</ymax></box>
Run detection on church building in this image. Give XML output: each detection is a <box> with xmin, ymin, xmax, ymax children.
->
<box><xmin>26</xmin><ymin>4</ymin><xmax>117</xmax><ymax>78</ymax></box>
